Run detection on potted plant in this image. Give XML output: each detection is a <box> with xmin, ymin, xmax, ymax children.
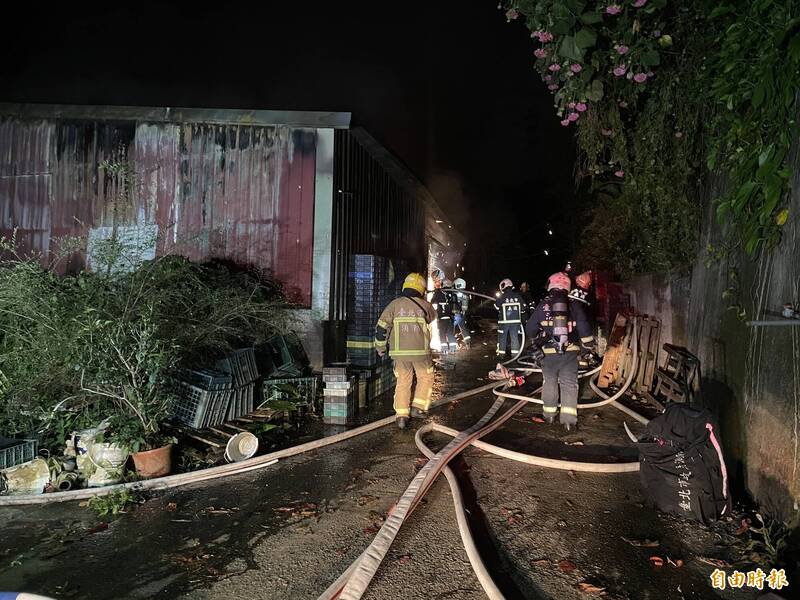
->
<box><xmin>79</xmin><ymin>310</ymin><xmax>179</xmax><ymax>479</ymax></box>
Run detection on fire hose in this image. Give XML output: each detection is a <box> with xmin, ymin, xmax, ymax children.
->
<box><xmin>320</xmin><ymin>316</ymin><xmax>647</xmax><ymax>600</ymax></box>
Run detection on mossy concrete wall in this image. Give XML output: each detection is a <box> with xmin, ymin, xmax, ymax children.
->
<box><xmin>625</xmin><ymin>160</ymin><xmax>800</xmax><ymax>520</ymax></box>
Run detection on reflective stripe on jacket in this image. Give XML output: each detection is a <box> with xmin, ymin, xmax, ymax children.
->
<box><xmin>375</xmin><ymin>296</ymin><xmax>437</xmax><ymax>359</ymax></box>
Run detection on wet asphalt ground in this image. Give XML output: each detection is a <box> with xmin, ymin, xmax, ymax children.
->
<box><xmin>0</xmin><ymin>326</ymin><xmax>759</xmax><ymax>600</ymax></box>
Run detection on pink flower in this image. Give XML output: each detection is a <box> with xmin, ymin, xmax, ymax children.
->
<box><xmin>633</xmin><ymin>72</ymin><xmax>648</xmax><ymax>83</ymax></box>
<box><xmin>613</xmin><ymin>65</ymin><xmax>627</xmax><ymax>77</ymax></box>
<box><xmin>548</xmin><ymin>84</ymin><xmax>560</xmax><ymax>91</ymax></box>
<box><xmin>568</xmin><ymin>112</ymin><xmax>580</xmax><ymax>122</ymax></box>
<box><xmin>576</xmin><ymin>102</ymin><xmax>588</xmax><ymax>112</ymax></box>
<box><xmin>615</xmin><ymin>45</ymin><xmax>629</xmax><ymax>55</ymax></box>
<box><xmin>615</xmin><ymin>170</ymin><xmax>625</xmax><ymax>178</ymax></box>
<box><xmin>544</xmin><ymin>75</ymin><xmax>552</xmax><ymax>82</ymax></box>
<box><xmin>560</xmin><ymin>119</ymin><xmax>571</xmax><ymax>126</ymax></box>
<box><xmin>534</xmin><ymin>48</ymin><xmax>547</xmax><ymax>59</ymax></box>
<box><xmin>538</xmin><ymin>31</ymin><xmax>554</xmax><ymax>43</ymax></box>
<box><xmin>619</xmin><ymin>100</ymin><xmax>629</xmax><ymax>108</ymax></box>
<box><xmin>506</xmin><ymin>8</ymin><xmax>519</xmax><ymax>21</ymax></box>
<box><xmin>601</xmin><ymin>128</ymin><xmax>613</xmax><ymax>136</ymax></box>
<box><xmin>633</xmin><ymin>0</ymin><xmax>647</xmax><ymax>7</ymax></box>
<box><xmin>570</xmin><ymin>63</ymin><xmax>583</xmax><ymax>73</ymax></box>
<box><xmin>606</xmin><ymin>5</ymin><xmax>622</xmax><ymax>15</ymax></box>
<box><xmin>675</xmin><ymin>131</ymin><xmax>683</xmax><ymax>138</ymax></box>
<box><xmin>548</xmin><ymin>63</ymin><xmax>561</xmax><ymax>72</ymax></box>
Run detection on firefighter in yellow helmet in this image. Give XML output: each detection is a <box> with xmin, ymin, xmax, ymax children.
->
<box><xmin>374</xmin><ymin>272</ymin><xmax>437</xmax><ymax>429</ymax></box>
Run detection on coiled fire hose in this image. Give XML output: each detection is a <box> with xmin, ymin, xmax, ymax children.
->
<box><xmin>320</xmin><ymin>316</ymin><xmax>648</xmax><ymax>600</ymax></box>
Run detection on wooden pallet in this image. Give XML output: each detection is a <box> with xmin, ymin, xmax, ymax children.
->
<box><xmin>598</xmin><ymin>314</ymin><xmax>629</xmax><ymax>388</ymax></box>
<box><xmin>635</xmin><ymin>317</ymin><xmax>661</xmax><ymax>393</ymax></box>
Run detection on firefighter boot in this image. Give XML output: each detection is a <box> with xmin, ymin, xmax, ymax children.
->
<box><xmin>396</xmin><ymin>416</ymin><xmax>409</xmax><ymax>430</ymax></box>
<box><xmin>410</xmin><ymin>407</ymin><xmax>427</xmax><ymax>419</ymax></box>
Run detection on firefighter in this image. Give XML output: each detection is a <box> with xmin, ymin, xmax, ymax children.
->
<box><xmin>432</xmin><ymin>277</ymin><xmax>458</xmax><ymax>354</ymax></box>
<box><xmin>495</xmin><ymin>278</ymin><xmax>524</xmax><ymax>358</ymax></box>
<box><xmin>526</xmin><ymin>272</ymin><xmax>595</xmax><ymax>431</ymax></box>
<box><xmin>519</xmin><ymin>281</ymin><xmax>535</xmax><ymax>324</ymax></box>
<box><xmin>452</xmin><ymin>278</ymin><xmax>471</xmax><ymax>348</ymax></box>
<box><xmin>375</xmin><ymin>273</ymin><xmax>437</xmax><ymax>429</ymax></box>
<box><xmin>568</xmin><ymin>271</ymin><xmax>592</xmax><ymax>306</ymax></box>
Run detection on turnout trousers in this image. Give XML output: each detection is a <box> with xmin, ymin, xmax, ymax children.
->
<box><xmin>393</xmin><ymin>357</ymin><xmax>435</xmax><ymax>415</ymax></box>
<box><xmin>496</xmin><ymin>322</ymin><xmax>522</xmax><ymax>356</ymax></box>
<box><xmin>541</xmin><ymin>352</ymin><xmax>579</xmax><ymax>425</ymax></box>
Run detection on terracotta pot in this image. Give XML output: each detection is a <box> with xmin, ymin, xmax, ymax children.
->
<box><xmin>131</xmin><ymin>444</ymin><xmax>173</xmax><ymax>479</ymax></box>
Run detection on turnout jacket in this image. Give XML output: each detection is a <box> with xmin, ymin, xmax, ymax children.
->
<box><xmin>375</xmin><ymin>291</ymin><xmax>437</xmax><ymax>359</ymax></box>
<box><xmin>526</xmin><ymin>290</ymin><xmax>595</xmax><ymax>354</ymax></box>
<box><xmin>494</xmin><ymin>288</ymin><xmax>524</xmax><ymax>324</ymax></box>
<box><xmin>431</xmin><ymin>288</ymin><xmax>454</xmax><ymax>320</ymax></box>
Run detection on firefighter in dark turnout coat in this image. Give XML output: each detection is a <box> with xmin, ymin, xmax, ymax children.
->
<box><xmin>526</xmin><ymin>272</ymin><xmax>595</xmax><ymax>431</ymax></box>
<box><xmin>495</xmin><ymin>278</ymin><xmax>524</xmax><ymax>357</ymax></box>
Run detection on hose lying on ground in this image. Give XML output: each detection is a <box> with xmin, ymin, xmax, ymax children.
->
<box><xmin>321</xmin><ymin>317</ymin><xmax>649</xmax><ymax>600</ymax></box>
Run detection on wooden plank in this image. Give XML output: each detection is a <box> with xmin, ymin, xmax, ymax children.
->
<box><xmin>598</xmin><ymin>314</ymin><xmax>628</xmax><ymax>388</ymax></box>
<box><xmin>644</xmin><ymin>320</ymin><xmax>661</xmax><ymax>391</ymax></box>
<box><xmin>635</xmin><ymin>318</ymin><xmax>654</xmax><ymax>392</ymax></box>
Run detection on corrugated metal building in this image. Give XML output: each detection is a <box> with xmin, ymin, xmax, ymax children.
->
<box><xmin>0</xmin><ymin>103</ymin><xmax>463</xmax><ymax>367</ymax></box>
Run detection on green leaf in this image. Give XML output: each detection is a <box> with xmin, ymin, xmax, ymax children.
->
<box><xmin>575</xmin><ymin>28</ymin><xmax>597</xmax><ymax>49</ymax></box>
<box><xmin>586</xmin><ymin>79</ymin><xmax>604</xmax><ymax>102</ymax></box>
<box><xmin>752</xmin><ymin>82</ymin><xmax>766</xmax><ymax>108</ymax></box>
<box><xmin>641</xmin><ymin>50</ymin><xmax>660</xmax><ymax>67</ymax></box>
<box><xmin>552</xmin><ymin>18</ymin><xmax>572</xmax><ymax>35</ymax></box>
<box><xmin>565</xmin><ymin>0</ymin><xmax>587</xmax><ymax>13</ymax></box>
<box><xmin>710</xmin><ymin>5</ymin><xmax>735</xmax><ymax>19</ymax></box>
<box><xmin>580</xmin><ymin>11</ymin><xmax>603</xmax><ymax>25</ymax></box>
<box><xmin>558</xmin><ymin>36</ymin><xmax>583</xmax><ymax>62</ymax></box>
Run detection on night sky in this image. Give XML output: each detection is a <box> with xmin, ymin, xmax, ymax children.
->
<box><xmin>2</xmin><ymin>1</ymin><xmax>580</xmax><ymax>292</ymax></box>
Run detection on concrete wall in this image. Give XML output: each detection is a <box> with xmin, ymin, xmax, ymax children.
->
<box><xmin>624</xmin><ymin>167</ymin><xmax>800</xmax><ymax>519</ymax></box>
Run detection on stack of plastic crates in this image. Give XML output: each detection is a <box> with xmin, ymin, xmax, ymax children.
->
<box><xmin>215</xmin><ymin>348</ymin><xmax>259</xmax><ymax>420</ymax></box>
<box><xmin>0</xmin><ymin>437</ymin><xmax>38</xmax><ymax>470</ymax></box>
<box><xmin>322</xmin><ymin>367</ymin><xmax>357</xmax><ymax>424</ymax></box>
<box><xmin>346</xmin><ymin>255</ymin><xmax>392</xmax><ymax>368</ymax></box>
<box><xmin>172</xmin><ymin>369</ymin><xmax>234</xmax><ymax>429</ymax></box>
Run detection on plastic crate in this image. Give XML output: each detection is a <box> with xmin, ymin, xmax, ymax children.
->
<box><xmin>177</xmin><ymin>368</ymin><xmax>232</xmax><ymax>391</ymax></box>
<box><xmin>172</xmin><ymin>381</ymin><xmax>226</xmax><ymax>428</ymax></box>
<box><xmin>0</xmin><ymin>438</ymin><xmax>38</xmax><ymax>470</ymax></box>
<box><xmin>215</xmin><ymin>348</ymin><xmax>258</xmax><ymax>386</ymax></box>
<box><xmin>262</xmin><ymin>376</ymin><xmax>318</xmax><ymax>408</ymax></box>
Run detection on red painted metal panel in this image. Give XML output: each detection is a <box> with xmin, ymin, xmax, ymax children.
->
<box><xmin>0</xmin><ymin>117</ymin><xmax>316</xmax><ymax>307</ymax></box>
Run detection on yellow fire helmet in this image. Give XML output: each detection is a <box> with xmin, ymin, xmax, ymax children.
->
<box><xmin>402</xmin><ymin>272</ymin><xmax>427</xmax><ymax>296</ymax></box>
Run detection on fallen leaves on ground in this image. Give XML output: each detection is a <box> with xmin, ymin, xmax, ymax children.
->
<box><xmin>733</xmin><ymin>517</ymin><xmax>751</xmax><ymax>536</ymax></box>
<box><xmin>697</xmin><ymin>556</ymin><xmax>732</xmax><ymax>568</ymax></box>
<box><xmin>576</xmin><ymin>582</ymin><xmax>606</xmax><ymax>595</ymax></box>
<box><xmin>621</xmin><ymin>537</ymin><xmax>659</xmax><ymax>548</ymax></box>
<box><xmin>500</xmin><ymin>507</ymin><xmax>524</xmax><ymax>524</ymax></box>
<box><xmin>166</xmin><ymin>502</ymin><xmax>178</xmax><ymax>512</ymax></box>
<box><xmin>357</xmin><ymin>495</ymin><xmax>379</xmax><ymax>506</ymax></box>
<box><xmin>413</xmin><ymin>457</ymin><xmax>428</xmax><ymax>473</ymax></box>
<box><xmin>666</xmin><ymin>557</ymin><xmax>684</xmax><ymax>568</ymax></box>
<box><xmin>272</xmin><ymin>502</ymin><xmax>318</xmax><ymax>519</ymax></box>
<box><xmin>86</xmin><ymin>522</ymin><xmax>109</xmax><ymax>535</ymax></box>
<box><xmin>531</xmin><ymin>559</ymin><xmax>551</xmax><ymax>568</ymax></box>
<box><xmin>203</xmin><ymin>506</ymin><xmax>239</xmax><ymax>516</ymax></box>
<box><xmin>558</xmin><ymin>559</ymin><xmax>577</xmax><ymax>573</ymax></box>
<box><xmin>397</xmin><ymin>554</ymin><xmax>412</xmax><ymax>564</ymax></box>
<box><xmin>649</xmin><ymin>556</ymin><xmax>664</xmax><ymax>568</ymax></box>
<box><xmin>531</xmin><ymin>416</ymin><xmax>546</xmax><ymax>424</ymax></box>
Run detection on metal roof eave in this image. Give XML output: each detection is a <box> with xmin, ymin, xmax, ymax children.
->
<box><xmin>0</xmin><ymin>103</ymin><xmax>352</xmax><ymax>129</ymax></box>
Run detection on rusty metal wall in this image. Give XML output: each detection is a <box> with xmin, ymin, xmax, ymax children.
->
<box><xmin>329</xmin><ymin>129</ymin><xmax>427</xmax><ymax>321</ymax></box>
<box><xmin>0</xmin><ymin>117</ymin><xmax>316</xmax><ymax>306</ymax></box>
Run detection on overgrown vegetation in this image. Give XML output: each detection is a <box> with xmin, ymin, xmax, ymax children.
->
<box><xmin>0</xmin><ymin>231</ymin><xmax>288</xmax><ymax>452</ymax></box>
<box><xmin>502</xmin><ymin>0</ymin><xmax>800</xmax><ymax>277</ymax></box>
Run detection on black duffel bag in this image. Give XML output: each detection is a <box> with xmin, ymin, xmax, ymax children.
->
<box><xmin>637</xmin><ymin>403</ymin><xmax>731</xmax><ymax>524</ymax></box>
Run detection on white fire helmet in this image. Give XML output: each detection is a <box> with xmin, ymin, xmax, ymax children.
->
<box><xmin>453</xmin><ymin>278</ymin><xmax>466</xmax><ymax>290</ymax></box>
<box><xmin>499</xmin><ymin>278</ymin><xmax>513</xmax><ymax>291</ymax></box>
